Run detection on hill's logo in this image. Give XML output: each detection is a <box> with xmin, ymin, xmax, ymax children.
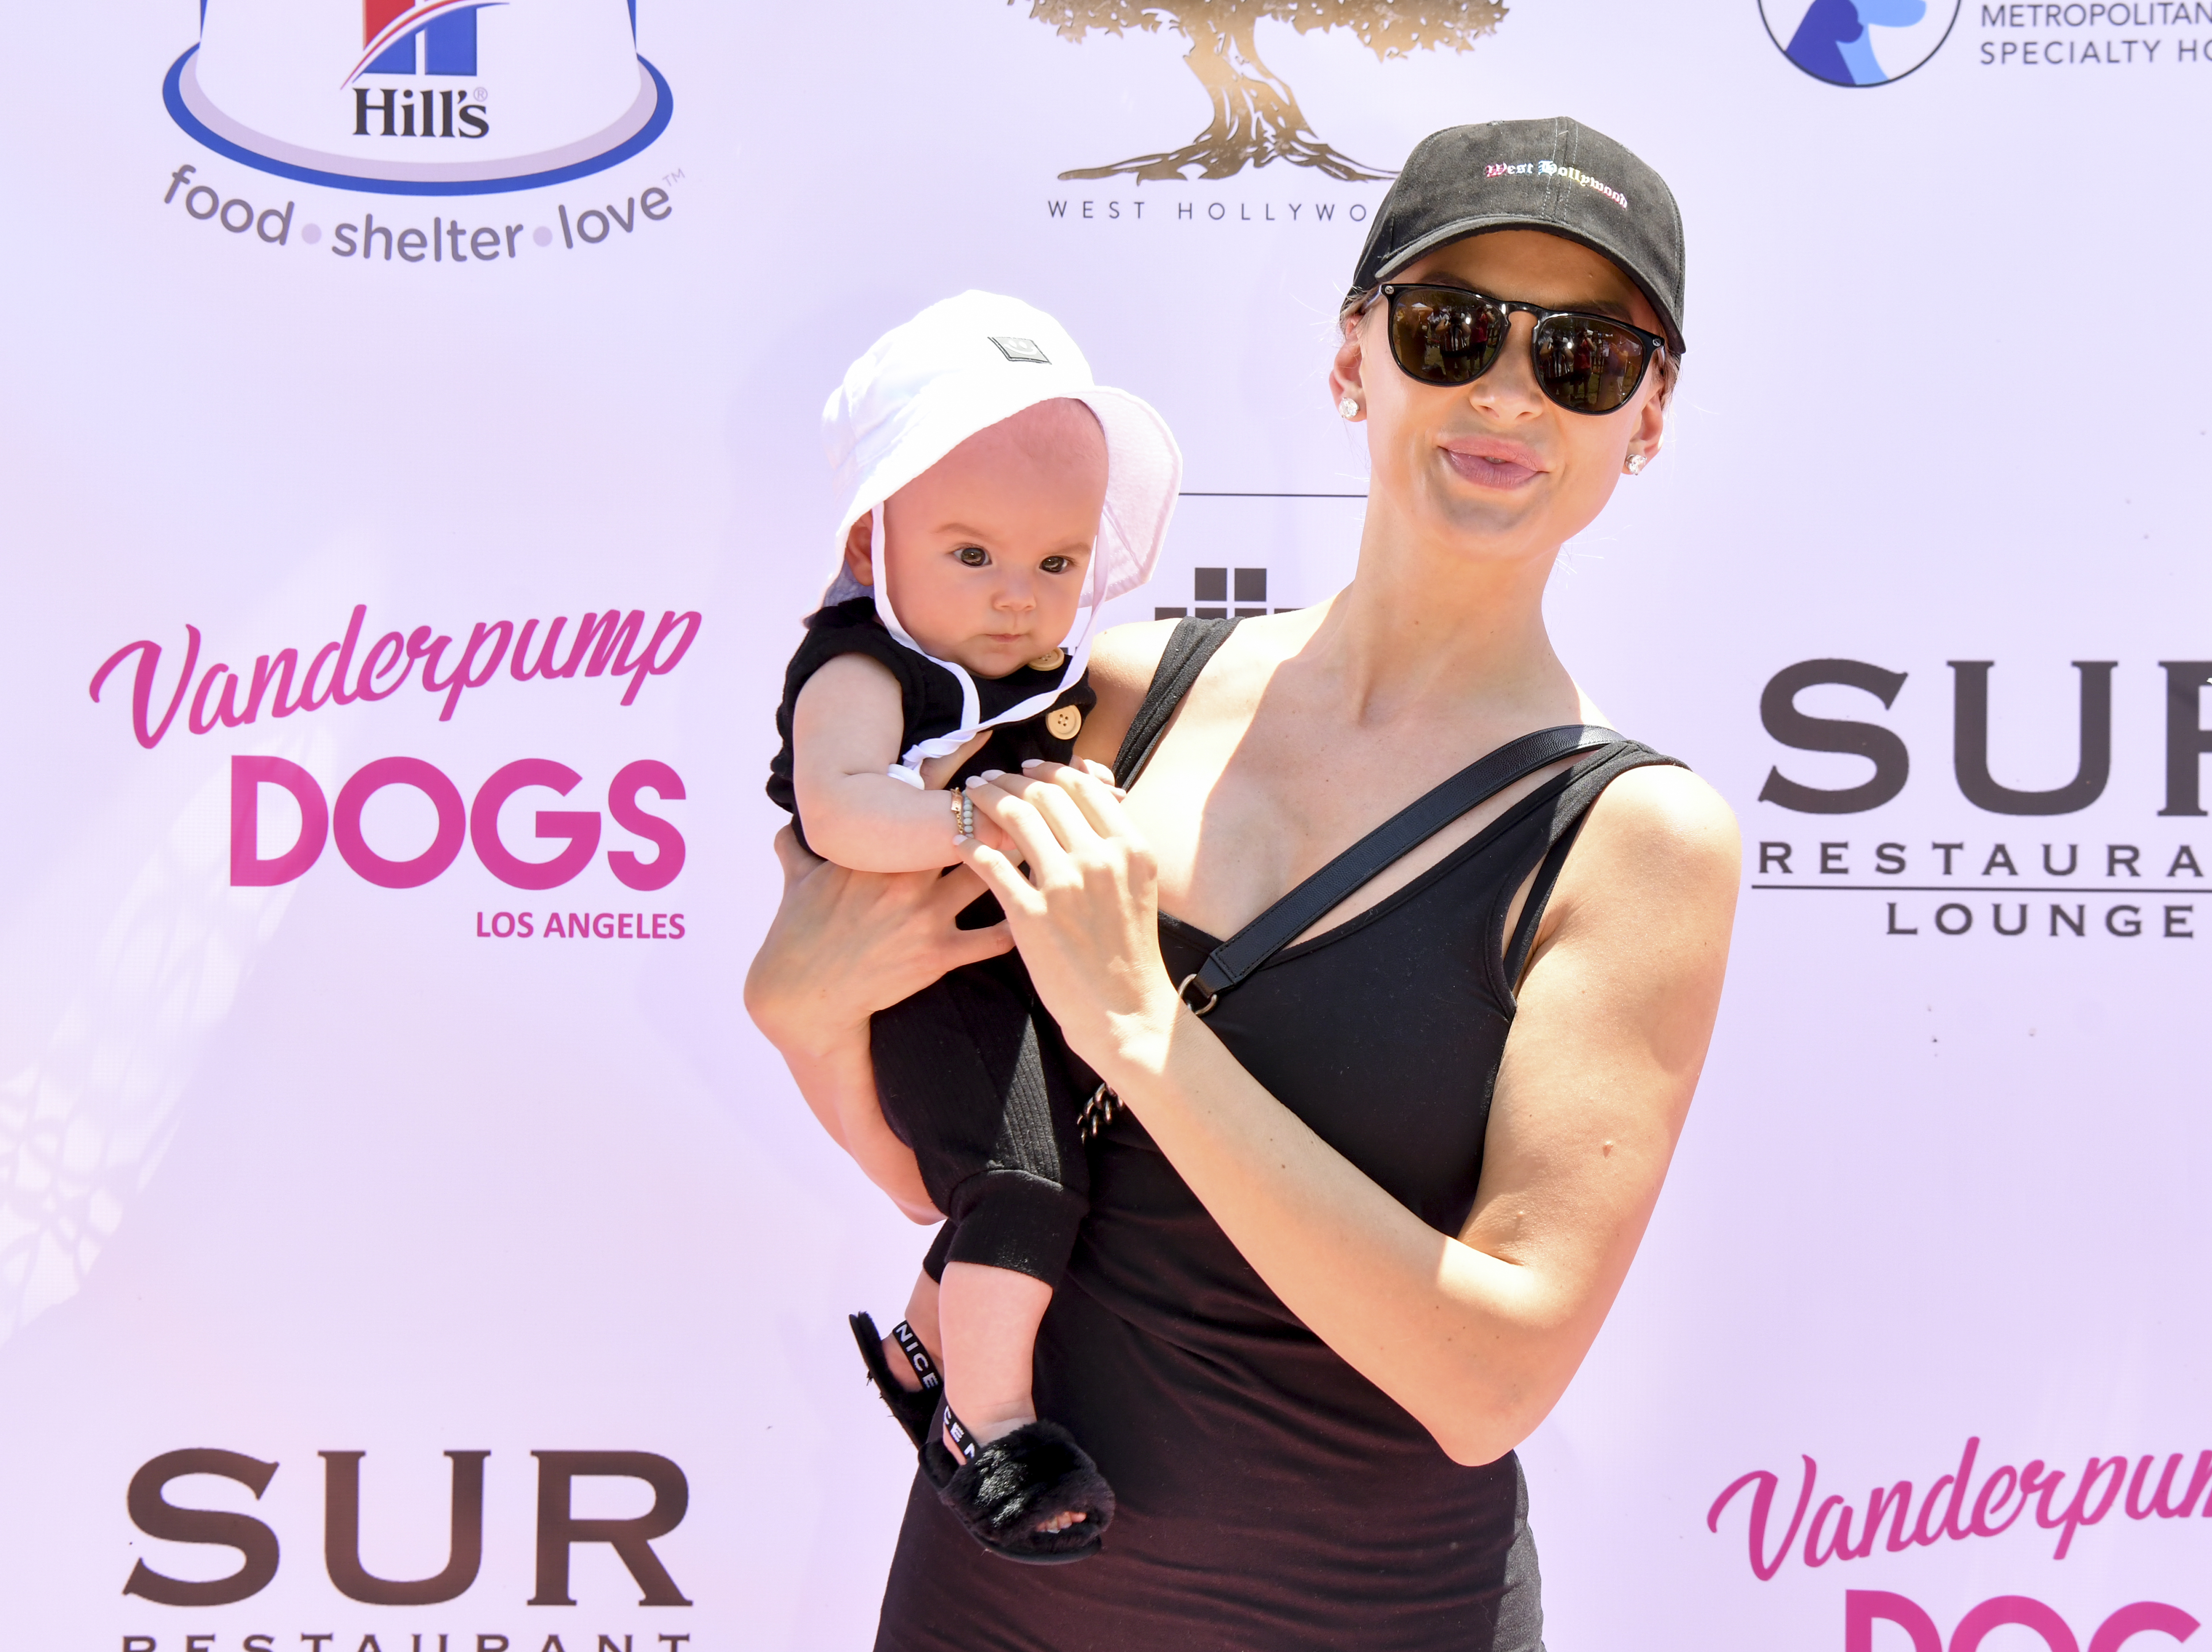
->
<box><xmin>1759</xmin><ymin>0</ymin><xmax>1963</xmax><ymax>85</ymax></box>
<box><xmin>1022</xmin><ymin>1</ymin><xmax>1505</xmax><ymax>182</ymax></box>
<box><xmin>164</xmin><ymin>0</ymin><xmax>673</xmax><ymax>196</ymax></box>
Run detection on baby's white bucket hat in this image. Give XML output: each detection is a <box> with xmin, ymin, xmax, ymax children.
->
<box><xmin>820</xmin><ymin>291</ymin><xmax>1181</xmax><ymax>778</ymax></box>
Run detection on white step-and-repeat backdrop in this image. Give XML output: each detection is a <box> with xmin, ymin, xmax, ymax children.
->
<box><xmin>2</xmin><ymin>1</ymin><xmax>2205</xmax><ymax>1647</ymax></box>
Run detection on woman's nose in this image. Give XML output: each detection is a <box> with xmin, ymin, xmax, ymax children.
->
<box><xmin>1467</xmin><ymin>315</ymin><xmax>1546</xmax><ymax>417</ymax></box>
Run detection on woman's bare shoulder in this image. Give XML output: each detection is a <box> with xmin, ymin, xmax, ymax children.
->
<box><xmin>1075</xmin><ymin>618</ymin><xmax>1183</xmax><ymax>770</ymax></box>
<box><xmin>1573</xmin><ymin>761</ymin><xmax>1742</xmax><ymax>906</ymax></box>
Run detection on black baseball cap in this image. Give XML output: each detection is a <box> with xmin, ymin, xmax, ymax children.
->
<box><xmin>1347</xmin><ymin>118</ymin><xmax>1687</xmax><ymax>355</ymax></box>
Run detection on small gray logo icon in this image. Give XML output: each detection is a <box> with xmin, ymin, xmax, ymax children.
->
<box><xmin>989</xmin><ymin>335</ymin><xmax>1050</xmax><ymax>364</ymax></box>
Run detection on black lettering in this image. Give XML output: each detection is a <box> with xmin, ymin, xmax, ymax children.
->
<box><xmin>1949</xmin><ymin>661</ymin><xmax>2115</xmax><ymax>814</ymax></box>
<box><xmin>2166</xmin><ymin>905</ymin><xmax>2194</xmax><ymax>937</ymax></box>
<box><xmin>1757</xmin><ymin>659</ymin><xmax>1910</xmax><ymax>813</ymax></box>
<box><xmin>472</xmin><ymin>227</ymin><xmax>500</xmax><ymax>259</ymax></box>
<box><xmin>2042</xmin><ymin>842</ymin><xmax>2078</xmax><ymax>876</ymax></box>
<box><xmin>1982</xmin><ymin>844</ymin><xmax>2018</xmax><ymax>876</ymax></box>
<box><xmin>2108</xmin><ymin>904</ymin><xmax>2143</xmax><ymax>936</ymax></box>
<box><xmin>1993</xmin><ymin>903</ymin><xmax>2028</xmax><ymax>935</ymax></box>
<box><xmin>2158</xmin><ymin>661</ymin><xmax>2212</xmax><ymax>815</ymax></box>
<box><xmin>1759</xmin><ymin>841</ymin><xmax>1793</xmax><ymax>874</ymax></box>
<box><xmin>530</xmin><ymin>1452</ymin><xmax>691</xmax><ymax>1607</ymax></box>
<box><xmin>323</xmin><ymin>1450</ymin><xmax>487</xmax><ymax>1604</ymax></box>
<box><xmin>1935</xmin><ymin>903</ymin><xmax>1973</xmax><ymax>935</ymax></box>
<box><xmin>1047</xmin><ymin>200</ymin><xmax>1068</xmax><ymax>217</ymax></box>
<box><xmin>1934</xmin><ymin>842</ymin><xmax>1966</xmax><ymax>875</ymax></box>
<box><xmin>2051</xmin><ymin>904</ymin><xmax>2085</xmax><ymax>937</ymax></box>
<box><xmin>360</xmin><ymin>214</ymin><xmax>393</xmax><ymax>261</ymax></box>
<box><xmin>333</xmin><ymin>223</ymin><xmax>358</xmax><ymax>257</ymax></box>
<box><xmin>1887</xmin><ymin>902</ymin><xmax>1918</xmax><ymax>934</ymax></box>
<box><xmin>1875</xmin><ymin>841</ymin><xmax>1907</xmax><ymax>874</ymax></box>
<box><xmin>641</xmin><ymin>187</ymin><xmax>671</xmax><ymax>221</ymax></box>
<box><xmin>2109</xmin><ymin>844</ymin><xmax>2140</xmax><ymax>877</ymax></box>
<box><xmin>2169</xmin><ymin>845</ymin><xmax>2203</xmax><ymax>877</ymax></box>
<box><xmin>1820</xmin><ymin>842</ymin><xmax>1848</xmax><ymax>874</ymax></box>
<box><xmin>458</xmin><ymin>103</ymin><xmax>488</xmax><ymax>138</ymax></box>
<box><xmin>605</xmin><ymin>198</ymin><xmax>636</xmax><ymax>233</ymax></box>
<box><xmin>354</xmin><ymin>87</ymin><xmax>398</xmax><ymax>136</ymax></box>
<box><xmin>398</xmin><ymin>228</ymin><xmax>427</xmax><ymax>263</ymax></box>
<box><xmin>123</xmin><ymin>1450</ymin><xmax>281</xmax><ymax>1606</ymax></box>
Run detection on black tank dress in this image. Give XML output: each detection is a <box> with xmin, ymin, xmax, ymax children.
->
<box><xmin>876</xmin><ymin>621</ymin><xmax>1682</xmax><ymax>1652</ymax></box>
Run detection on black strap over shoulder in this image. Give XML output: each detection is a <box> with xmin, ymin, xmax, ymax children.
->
<box><xmin>1186</xmin><ymin>725</ymin><xmax>1622</xmax><ymax>1004</ymax></box>
<box><xmin>1113</xmin><ymin>618</ymin><xmax>1239</xmax><ymax>788</ymax></box>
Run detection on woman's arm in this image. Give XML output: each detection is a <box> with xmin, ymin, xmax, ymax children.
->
<box><xmin>743</xmin><ymin>826</ymin><xmax>1015</xmax><ymax>1223</ymax></box>
<box><xmin>960</xmin><ymin>761</ymin><xmax>1740</xmax><ymax>1466</ymax></box>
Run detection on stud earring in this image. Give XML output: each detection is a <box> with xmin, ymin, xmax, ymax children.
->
<box><xmin>1625</xmin><ymin>453</ymin><xmax>1647</xmax><ymax>475</ymax></box>
<box><xmin>1338</xmin><ymin>396</ymin><xmax>1360</xmax><ymax>420</ymax></box>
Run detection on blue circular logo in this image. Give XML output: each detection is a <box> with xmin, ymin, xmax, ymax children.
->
<box><xmin>1759</xmin><ymin>0</ymin><xmax>1962</xmax><ymax>85</ymax></box>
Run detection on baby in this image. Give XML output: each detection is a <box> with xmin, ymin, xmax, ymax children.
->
<box><xmin>764</xmin><ymin>292</ymin><xmax>1179</xmax><ymax>1563</ymax></box>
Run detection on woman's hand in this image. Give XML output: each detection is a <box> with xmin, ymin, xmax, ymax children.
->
<box><xmin>955</xmin><ymin>761</ymin><xmax>1183</xmax><ymax>1080</ymax></box>
<box><xmin>746</xmin><ymin>826</ymin><xmax>1014</xmax><ymax>1060</ymax></box>
<box><xmin>745</xmin><ymin>826</ymin><xmax>1012</xmax><ymax>1223</ymax></box>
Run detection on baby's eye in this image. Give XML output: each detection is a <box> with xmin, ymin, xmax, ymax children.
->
<box><xmin>955</xmin><ymin>546</ymin><xmax>989</xmax><ymax>568</ymax></box>
<box><xmin>1039</xmin><ymin>555</ymin><xmax>1072</xmax><ymax>574</ymax></box>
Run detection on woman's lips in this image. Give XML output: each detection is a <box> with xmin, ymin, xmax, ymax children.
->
<box><xmin>1441</xmin><ymin>440</ymin><xmax>1544</xmax><ymax>490</ymax></box>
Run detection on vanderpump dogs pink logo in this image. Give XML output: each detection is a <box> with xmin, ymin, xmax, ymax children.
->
<box><xmin>1709</xmin><ymin>1438</ymin><xmax>2208</xmax><ymax>1650</ymax></box>
<box><xmin>164</xmin><ymin>0</ymin><xmax>673</xmax><ymax>195</ymax></box>
<box><xmin>89</xmin><ymin>603</ymin><xmax>699</xmax><ymax>909</ymax></box>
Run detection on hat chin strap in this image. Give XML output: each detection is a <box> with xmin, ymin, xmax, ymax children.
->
<box><xmin>868</xmin><ymin>504</ymin><xmax>1098</xmax><ymax>788</ymax></box>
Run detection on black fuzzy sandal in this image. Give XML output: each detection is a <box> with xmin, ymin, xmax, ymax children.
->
<box><xmin>920</xmin><ymin>1400</ymin><xmax>1115</xmax><ymax>1564</ymax></box>
<box><xmin>848</xmin><ymin>1312</ymin><xmax>941</xmax><ymax>1449</ymax></box>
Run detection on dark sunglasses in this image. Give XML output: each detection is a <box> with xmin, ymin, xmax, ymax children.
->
<box><xmin>1364</xmin><ymin>283</ymin><xmax>1667</xmax><ymax>415</ymax></box>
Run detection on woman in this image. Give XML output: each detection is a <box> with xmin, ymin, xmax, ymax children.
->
<box><xmin>748</xmin><ymin>119</ymin><xmax>1740</xmax><ymax>1650</ymax></box>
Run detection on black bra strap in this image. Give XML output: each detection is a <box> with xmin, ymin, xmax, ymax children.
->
<box><xmin>1112</xmin><ymin>617</ymin><xmax>1239</xmax><ymax>788</ymax></box>
<box><xmin>1190</xmin><ymin>725</ymin><xmax>1621</xmax><ymax>1002</ymax></box>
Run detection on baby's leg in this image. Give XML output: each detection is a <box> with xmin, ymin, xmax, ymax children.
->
<box><xmin>937</xmin><ymin>1260</ymin><xmax>1049</xmax><ymax>1436</ymax></box>
<box><xmin>938</xmin><ymin>1260</ymin><xmax>1086</xmax><ymax>1536</ymax></box>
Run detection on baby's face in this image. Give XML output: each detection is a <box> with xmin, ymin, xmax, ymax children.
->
<box><xmin>847</xmin><ymin>399</ymin><xmax>1105</xmax><ymax>680</ymax></box>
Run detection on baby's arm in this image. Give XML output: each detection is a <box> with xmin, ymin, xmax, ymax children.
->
<box><xmin>791</xmin><ymin>653</ymin><xmax>992</xmax><ymax>872</ymax></box>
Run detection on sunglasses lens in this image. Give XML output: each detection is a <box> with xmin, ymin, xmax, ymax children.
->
<box><xmin>1388</xmin><ymin>288</ymin><xmax>1509</xmax><ymax>386</ymax></box>
<box><xmin>1532</xmin><ymin>314</ymin><xmax>1649</xmax><ymax>413</ymax></box>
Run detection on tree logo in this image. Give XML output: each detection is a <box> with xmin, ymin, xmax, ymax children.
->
<box><xmin>163</xmin><ymin>0</ymin><xmax>674</xmax><ymax>196</ymax></box>
<box><xmin>1759</xmin><ymin>0</ymin><xmax>1962</xmax><ymax>86</ymax></box>
<box><xmin>1023</xmin><ymin>1</ymin><xmax>1505</xmax><ymax>182</ymax></box>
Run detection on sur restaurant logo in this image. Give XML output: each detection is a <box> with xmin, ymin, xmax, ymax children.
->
<box><xmin>1021</xmin><ymin>1</ymin><xmax>1505</xmax><ymax>181</ymax></box>
<box><xmin>164</xmin><ymin>0</ymin><xmax>673</xmax><ymax>195</ymax></box>
<box><xmin>1759</xmin><ymin>0</ymin><xmax>1964</xmax><ymax>85</ymax></box>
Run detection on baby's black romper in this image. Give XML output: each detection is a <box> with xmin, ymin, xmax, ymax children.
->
<box><xmin>767</xmin><ymin>597</ymin><xmax>1098</xmax><ymax>1285</ymax></box>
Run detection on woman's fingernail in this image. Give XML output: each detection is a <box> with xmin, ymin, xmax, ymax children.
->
<box><xmin>981</xmin><ymin>768</ymin><xmax>1006</xmax><ymax>780</ymax></box>
<box><xmin>964</xmin><ymin>777</ymin><xmax>983</xmax><ymax>791</ymax></box>
<box><xmin>1020</xmin><ymin>759</ymin><xmax>1043</xmax><ymax>769</ymax></box>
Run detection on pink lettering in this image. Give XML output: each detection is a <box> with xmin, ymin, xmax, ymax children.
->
<box><xmin>470</xmin><ymin>760</ymin><xmax>600</xmax><ymax>891</ymax></box>
<box><xmin>230</xmin><ymin>757</ymin><xmax>328</xmax><ymax>887</ymax></box>
<box><xmin>1846</xmin><ymin>1591</ymin><xmax>1941</xmax><ymax>1652</ymax></box>
<box><xmin>2034</xmin><ymin>1455</ymin><xmax>2128</xmax><ymax>1560</ymax></box>
<box><xmin>614</xmin><ymin>610</ymin><xmax>701</xmax><ymax>707</ymax></box>
<box><xmin>1954</xmin><ymin>1595</ymin><xmax>2081</xmax><ymax>1652</ymax></box>
<box><xmin>333</xmin><ymin>757</ymin><xmax>467</xmax><ymax>890</ymax></box>
<box><xmin>433</xmin><ymin>621</ymin><xmax>513</xmax><ymax>721</ymax></box>
<box><xmin>88</xmin><ymin>627</ymin><xmax>202</xmax><ymax>749</ymax></box>
<box><xmin>187</xmin><ymin>662</ymin><xmax>233</xmax><ymax>736</ymax></box>
<box><xmin>606</xmin><ymin>760</ymin><xmax>687</xmax><ymax>892</ymax></box>
<box><xmin>1706</xmin><ymin>1456</ymin><xmax>1817</xmax><ymax>1582</ymax></box>
<box><xmin>92</xmin><ymin>606</ymin><xmax>703</xmax><ymax>748</ymax></box>
<box><xmin>2087</xmin><ymin>1601</ymin><xmax>2200</xmax><ymax>1652</ymax></box>
<box><xmin>1971</xmin><ymin>1463</ymin><xmax>2025</xmax><ymax>1536</ymax></box>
